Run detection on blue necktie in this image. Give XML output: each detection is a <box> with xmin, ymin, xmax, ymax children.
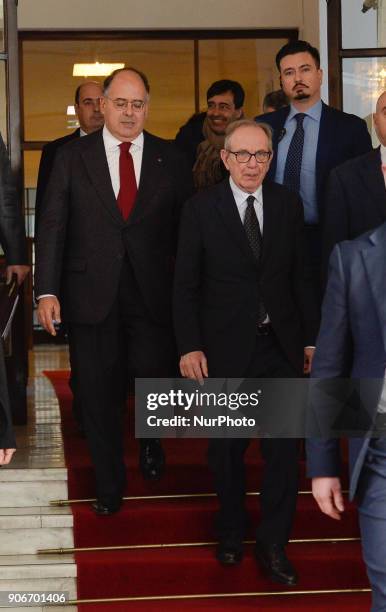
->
<box><xmin>283</xmin><ymin>113</ymin><xmax>305</xmax><ymax>194</ymax></box>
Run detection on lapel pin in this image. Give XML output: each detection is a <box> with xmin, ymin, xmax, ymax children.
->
<box><xmin>157</xmin><ymin>157</ymin><xmax>163</xmax><ymax>163</ymax></box>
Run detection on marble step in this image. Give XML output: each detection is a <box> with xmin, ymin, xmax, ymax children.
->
<box><xmin>0</xmin><ymin>554</ymin><xmax>77</xmax><ymax>609</ymax></box>
<box><xmin>0</xmin><ymin>469</ymin><xmax>68</xmax><ymax>507</ymax></box>
<box><xmin>0</xmin><ymin>507</ymin><xmax>73</xmax><ymax>555</ymax></box>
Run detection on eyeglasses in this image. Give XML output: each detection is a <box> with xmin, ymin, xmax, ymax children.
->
<box><xmin>227</xmin><ymin>149</ymin><xmax>272</xmax><ymax>164</ymax></box>
<box><xmin>105</xmin><ymin>97</ymin><xmax>146</xmax><ymax>111</ymax></box>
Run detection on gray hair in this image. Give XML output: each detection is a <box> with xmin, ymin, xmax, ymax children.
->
<box><xmin>224</xmin><ymin>119</ymin><xmax>273</xmax><ymax>151</ymax></box>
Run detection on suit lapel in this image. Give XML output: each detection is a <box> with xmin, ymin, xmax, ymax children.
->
<box><xmin>128</xmin><ymin>131</ymin><xmax>167</xmax><ymax>225</ymax></box>
<box><xmin>315</xmin><ymin>102</ymin><xmax>333</xmax><ymax>199</ymax></box>
<box><xmin>361</xmin><ymin>223</ymin><xmax>386</xmax><ymax>352</ymax></box>
<box><xmin>214</xmin><ymin>180</ymin><xmax>258</xmax><ymax>266</ymax></box>
<box><xmin>80</xmin><ymin>131</ymin><xmax>125</xmax><ymax>227</ymax></box>
<box><xmin>360</xmin><ymin>148</ymin><xmax>386</xmax><ymax>219</ymax></box>
<box><xmin>260</xmin><ymin>182</ymin><xmax>278</xmax><ymax>267</ymax></box>
<box><xmin>267</xmin><ymin>106</ymin><xmax>290</xmax><ymax>180</ymax></box>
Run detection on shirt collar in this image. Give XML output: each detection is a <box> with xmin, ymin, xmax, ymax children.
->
<box><xmin>103</xmin><ymin>125</ymin><xmax>144</xmax><ymax>151</ymax></box>
<box><xmin>229</xmin><ymin>176</ymin><xmax>263</xmax><ymax>207</ymax></box>
<box><xmin>381</xmin><ymin>144</ymin><xmax>386</xmax><ymax>166</ymax></box>
<box><xmin>288</xmin><ymin>99</ymin><xmax>322</xmax><ymax>122</ymax></box>
<box><xmin>79</xmin><ymin>128</ymin><xmax>88</xmax><ymax>137</ymax></box>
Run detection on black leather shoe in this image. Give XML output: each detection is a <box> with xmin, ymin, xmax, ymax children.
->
<box><xmin>91</xmin><ymin>500</ymin><xmax>122</xmax><ymax>515</ymax></box>
<box><xmin>139</xmin><ymin>439</ymin><xmax>165</xmax><ymax>480</ymax></box>
<box><xmin>255</xmin><ymin>542</ymin><xmax>298</xmax><ymax>585</ymax></box>
<box><xmin>216</xmin><ymin>535</ymin><xmax>243</xmax><ymax>566</ymax></box>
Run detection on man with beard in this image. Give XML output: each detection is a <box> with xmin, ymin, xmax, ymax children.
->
<box><xmin>175</xmin><ymin>79</ymin><xmax>244</xmax><ymax>189</ymax></box>
<box><xmin>256</xmin><ymin>40</ymin><xmax>372</xmax><ymax>301</ymax></box>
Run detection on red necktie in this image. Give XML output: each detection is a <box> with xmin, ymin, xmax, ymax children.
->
<box><xmin>118</xmin><ymin>142</ymin><xmax>137</xmax><ymax>220</ymax></box>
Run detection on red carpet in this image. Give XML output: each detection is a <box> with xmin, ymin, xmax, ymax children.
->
<box><xmin>44</xmin><ymin>370</ymin><xmax>371</xmax><ymax>610</ymax></box>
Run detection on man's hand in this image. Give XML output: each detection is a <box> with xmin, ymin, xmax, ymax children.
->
<box><xmin>6</xmin><ymin>265</ymin><xmax>30</xmax><ymax>286</ymax></box>
<box><xmin>0</xmin><ymin>448</ymin><xmax>16</xmax><ymax>465</ymax></box>
<box><xmin>312</xmin><ymin>476</ymin><xmax>344</xmax><ymax>520</ymax></box>
<box><xmin>37</xmin><ymin>296</ymin><xmax>61</xmax><ymax>336</ymax></box>
<box><xmin>304</xmin><ymin>347</ymin><xmax>315</xmax><ymax>374</ymax></box>
<box><xmin>180</xmin><ymin>351</ymin><xmax>208</xmax><ymax>384</ymax></box>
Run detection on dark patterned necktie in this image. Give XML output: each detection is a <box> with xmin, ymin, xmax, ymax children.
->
<box><xmin>244</xmin><ymin>195</ymin><xmax>267</xmax><ymax>324</ymax></box>
<box><xmin>283</xmin><ymin>113</ymin><xmax>306</xmax><ymax>193</ymax></box>
<box><xmin>118</xmin><ymin>141</ymin><xmax>137</xmax><ymax>220</ymax></box>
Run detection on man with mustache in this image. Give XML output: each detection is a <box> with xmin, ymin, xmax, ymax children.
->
<box><xmin>256</xmin><ymin>40</ymin><xmax>372</xmax><ymax>301</ymax></box>
<box><xmin>175</xmin><ymin>80</ymin><xmax>244</xmax><ymax>189</ymax></box>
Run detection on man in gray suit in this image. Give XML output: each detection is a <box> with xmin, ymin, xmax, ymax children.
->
<box><xmin>307</xmin><ymin>223</ymin><xmax>386</xmax><ymax>610</ymax></box>
<box><xmin>0</xmin><ymin>133</ymin><xmax>29</xmax><ymax>464</ymax></box>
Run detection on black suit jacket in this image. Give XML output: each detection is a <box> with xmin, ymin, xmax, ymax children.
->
<box><xmin>35</xmin><ymin>129</ymin><xmax>193</xmax><ymax>325</ymax></box>
<box><xmin>256</xmin><ymin>102</ymin><xmax>372</xmax><ymax>219</ymax></box>
<box><xmin>0</xmin><ymin>132</ymin><xmax>27</xmax><ymax>449</ymax></box>
<box><xmin>0</xmin><ymin>134</ymin><xmax>28</xmax><ymax>265</ymax></box>
<box><xmin>173</xmin><ymin>179</ymin><xmax>319</xmax><ymax>377</ymax></box>
<box><xmin>35</xmin><ymin>129</ymin><xmax>80</xmax><ymax>232</ymax></box>
<box><xmin>322</xmin><ymin>147</ymin><xmax>386</xmax><ymax>279</ymax></box>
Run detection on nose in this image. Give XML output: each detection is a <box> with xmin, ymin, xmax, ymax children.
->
<box><xmin>94</xmin><ymin>98</ymin><xmax>101</xmax><ymax>112</ymax></box>
<box><xmin>247</xmin><ymin>154</ymin><xmax>259</xmax><ymax>168</ymax></box>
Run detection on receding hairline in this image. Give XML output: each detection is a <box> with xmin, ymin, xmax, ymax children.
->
<box><xmin>225</xmin><ymin>120</ymin><xmax>273</xmax><ymax>151</ymax></box>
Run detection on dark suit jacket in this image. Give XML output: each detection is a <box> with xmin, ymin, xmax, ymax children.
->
<box><xmin>35</xmin><ymin>129</ymin><xmax>193</xmax><ymax>326</ymax></box>
<box><xmin>255</xmin><ymin>102</ymin><xmax>372</xmax><ymax>219</ymax></box>
<box><xmin>35</xmin><ymin>129</ymin><xmax>80</xmax><ymax>232</ymax></box>
<box><xmin>0</xmin><ymin>339</ymin><xmax>15</xmax><ymax>448</ymax></box>
<box><xmin>0</xmin><ymin>132</ymin><xmax>27</xmax><ymax>449</ymax></box>
<box><xmin>321</xmin><ymin>147</ymin><xmax>386</xmax><ymax>280</ymax></box>
<box><xmin>307</xmin><ymin>223</ymin><xmax>386</xmax><ymax>498</ymax></box>
<box><xmin>0</xmin><ymin>134</ymin><xmax>28</xmax><ymax>265</ymax></box>
<box><xmin>173</xmin><ymin>179</ymin><xmax>319</xmax><ymax>377</ymax></box>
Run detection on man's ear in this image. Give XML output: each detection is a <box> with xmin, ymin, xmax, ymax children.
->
<box><xmin>220</xmin><ymin>149</ymin><xmax>229</xmax><ymax>169</ymax></box>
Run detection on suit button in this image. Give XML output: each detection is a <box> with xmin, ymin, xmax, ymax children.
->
<box><xmin>116</xmin><ymin>253</ymin><xmax>123</xmax><ymax>260</ymax></box>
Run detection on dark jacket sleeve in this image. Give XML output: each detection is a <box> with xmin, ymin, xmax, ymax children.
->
<box><xmin>306</xmin><ymin>245</ymin><xmax>351</xmax><ymax>478</ymax></box>
<box><xmin>290</xmin><ymin>191</ymin><xmax>320</xmax><ymax>346</ymax></box>
<box><xmin>0</xmin><ymin>339</ymin><xmax>16</xmax><ymax>449</ymax></box>
<box><xmin>0</xmin><ymin>133</ymin><xmax>28</xmax><ymax>265</ymax></box>
<box><xmin>173</xmin><ymin>197</ymin><xmax>204</xmax><ymax>356</ymax></box>
<box><xmin>34</xmin><ymin>146</ymin><xmax>70</xmax><ymax>297</ymax></box>
<box><xmin>321</xmin><ymin>168</ymin><xmax>349</xmax><ymax>288</ymax></box>
<box><xmin>35</xmin><ymin>143</ymin><xmax>56</xmax><ymax>235</ymax></box>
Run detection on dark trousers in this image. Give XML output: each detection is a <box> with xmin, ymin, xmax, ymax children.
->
<box><xmin>68</xmin><ymin>258</ymin><xmax>176</xmax><ymax>505</ymax></box>
<box><xmin>208</xmin><ymin>332</ymin><xmax>300</xmax><ymax>545</ymax></box>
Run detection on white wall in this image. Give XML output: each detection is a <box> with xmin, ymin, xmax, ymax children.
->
<box><xmin>18</xmin><ymin>0</ymin><xmax>320</xmax><ymax>47</ymax></box>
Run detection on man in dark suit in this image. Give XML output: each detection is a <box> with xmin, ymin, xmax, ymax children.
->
<box><xmin>174</xmin><ymin>119</ymin><xmax>318</xmax><ymax>585</ymax></box>
<box><xmin>35</xmin><ymin>68</ymin><xmax>192</xmax><ymax>514</ymax></box>
<box><xmin>35</xmin><ymin>81</ymin><xmax>104</xmax><ymax>435</ymax></box>
<box><xmin>0</xmin><ymin>133</ymin><xmax>30</xmax><ymax>463</ymax></box>
<box><xmin>35</xmin><ymin>81</ymin><xmax>104</xmax><ymax>230</ymax></box>
<box><xmin>175</xmin><ymin>79</ymin><xmax>244</xmax><ymax>189</ymax></box>
<box><xmin>322</xmin><ymin>90</ymin><xmax>386</xmax><ymax>281</ymax></box>
<box><xmin>307</xmin><ymin>223</ymin><xmax>386</xmax><ymax>610</ymax></box>
<box><xmin>256</xmin><ymin>40</ymin><xmax>372</xmax><ymax>299</ymax></box>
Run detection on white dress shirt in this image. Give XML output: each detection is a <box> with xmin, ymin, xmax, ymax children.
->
<box><xmin>103</xmin><ymin>125</ymin><xmax>144</xmax><ymax>196</ymax></box>
<box><xmin>229</xmin><ymin>177</ymin><xmax>264</xmax><ymax>232</ymax></box>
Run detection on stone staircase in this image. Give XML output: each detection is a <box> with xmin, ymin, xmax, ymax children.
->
<box><xmin>0</xmin><ymin>347</ymin><xmax>77</xmax><ymax>610</ymax></box>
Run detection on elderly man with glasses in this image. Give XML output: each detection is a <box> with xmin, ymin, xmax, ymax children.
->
<box><xmin>35</xmin><ymin>67</ymin><xmax>192</xmax><ymax>514</ymax></box>
<box><xmin>174</xmin><ymin>119</ymin><xmax>318</xmax><ymax>585</ymax></box>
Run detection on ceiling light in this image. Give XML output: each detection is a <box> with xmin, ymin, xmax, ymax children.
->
<box><xmin>72</xmin><ymin>62</ymin><xmax>125</xmax><ymax>77</ymax></box>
